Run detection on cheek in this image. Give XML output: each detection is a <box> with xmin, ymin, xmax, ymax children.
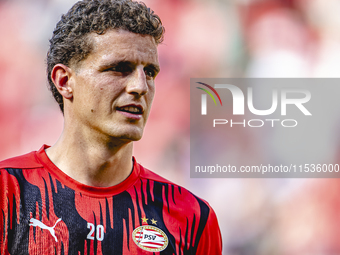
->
<box><xmin>92</xmin><ymin>85</ymin><xmax>123</xmax><ymax>113</ymax></box>
<box><xmin>147</xmin><ymin>83</ymin><xmax>155</xmax><ymax>101</ymax></box>
<box><xmin>81</xmin><ymin>77</ymin><xmax>121</xmax><ymax>104</ymax></box>
<box><xmin>147</xmin><ymin>90</ymin><xmax>155</xmax><ymax>107</ymax></box>
<box><xmin>100</xmin><ymin>76</ymin><xmax>126</xmax><ymax>94</ymax></box>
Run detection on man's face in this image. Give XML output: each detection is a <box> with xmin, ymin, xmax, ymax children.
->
<box><xmin>68</xmin><ymin>29</ymin><xmax>160</xmax><ymax>142</ymax></box>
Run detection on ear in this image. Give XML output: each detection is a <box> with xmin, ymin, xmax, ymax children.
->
<box><xmin>51</xmin><ymin>64</ymin><xmax>74</xmax><ymax>99</ymax></box>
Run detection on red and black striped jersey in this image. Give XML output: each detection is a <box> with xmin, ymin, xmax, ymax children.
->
<box><xmin>0</xmin><ymin>145</ymin><xmax>222</xmax><ymax>255</ymax></box>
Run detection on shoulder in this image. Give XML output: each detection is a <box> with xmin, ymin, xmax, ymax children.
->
<box><xmin>0</xmin><ymin>151</ymin><xmax>43</xmax><ymax>170</ymax></box>
<box><xmin>138</xmin><ymin>163</ymin><xmax>176</xmax><ymax>185</ymax></box>
<box><xmin>137</xmin><ymin>162</ymin><xmax>212</xmax><ymax>211</ymax></box>
<box><xmin>137</xmin><ymin>163</ymin><xmax>222</xmax><ymax>254</ymax></box>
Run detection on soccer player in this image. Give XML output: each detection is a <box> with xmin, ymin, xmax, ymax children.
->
<box><xmin>0</xmin><ymin>0</ymin><xmax>222</xmax><ymax>254</ymax></box>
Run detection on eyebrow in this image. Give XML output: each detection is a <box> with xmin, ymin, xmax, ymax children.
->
<box><xmin>99</xmin><ymin>60</ymin><xmax>160</xmax><ymax>73</ymax></box>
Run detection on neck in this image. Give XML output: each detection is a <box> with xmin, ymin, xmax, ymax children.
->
<box><xmin>46</xmin><ymin>127</ymin><xmax>134</xmax><ymax>188</ymax></box>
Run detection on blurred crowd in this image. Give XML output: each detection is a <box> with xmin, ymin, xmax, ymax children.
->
<box><xmin>1</xmin><ymin>0</ymin><xmax>340</xmax><ymax>254</ymax></box>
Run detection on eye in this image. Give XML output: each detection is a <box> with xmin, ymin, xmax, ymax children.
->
<box><xmin>144</xmin><ymin>67</ymin><xmax>156</xmax><ymax>79</ymax></box>
<box><xmin>106</xmin><ymin>63</ymin><xmax>132</xmax><ymax>74</ymax></box>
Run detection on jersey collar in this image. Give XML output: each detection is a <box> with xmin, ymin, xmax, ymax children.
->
<box><xmin>35</xmin><ymin>144</ymin><xmax>141</xmax><ymax>197</ymax></box>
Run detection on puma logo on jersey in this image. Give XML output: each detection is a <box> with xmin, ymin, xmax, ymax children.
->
<box><xmin>29</xmin><ymin>218</ymin><xmax>62</xmax><ymax>242</ymax></box>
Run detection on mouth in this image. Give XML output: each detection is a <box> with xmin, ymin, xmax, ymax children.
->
<box><xmin>116</xmin><ymin>104</ymin><xmax>144</xmax><ymax>120</ymax></box>
<box><xmin>116</xmin><ymin>105</ymin><xmax>143</xmax><ymax>115</ymax></box>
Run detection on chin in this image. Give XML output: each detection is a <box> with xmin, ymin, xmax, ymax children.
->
<box><xmin>111</xmin><ymin>129</ymin><xmax>144</xmax><ymax>142</ymax></box>
<box><xmin>123</xmin><ymin>133</ymin><xmax>143</xmax><ymax>141</ymax></box>
<box><xmin>103</xmin><ymin>122</ymin><xmax>145</xmax><ymax>141</ymax></box>
<box><xmin>115</xmin><ymin>135</ymin><xmax>143</xmax><ymax>143</ymax></box>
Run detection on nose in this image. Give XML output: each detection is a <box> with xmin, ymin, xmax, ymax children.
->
<box><xmin>126</xmin><ymin>66</ymin><xmax>148</xmax><ymax>96</ymax></box>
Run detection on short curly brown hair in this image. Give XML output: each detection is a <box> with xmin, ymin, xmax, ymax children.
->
<box><xmin>47</xmin><ymin>0</ymin><xmax>165</xmax><ymax>113</ymax></box>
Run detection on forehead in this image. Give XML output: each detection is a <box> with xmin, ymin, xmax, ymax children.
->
<box><xmin>86</xmin><ymin>29</ymin><xmax>159</xmax><ymax>65</ymax></box>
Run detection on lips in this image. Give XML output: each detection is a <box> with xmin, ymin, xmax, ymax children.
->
<box><xmin>116</xmin><ymin>104</ymin><xmax>143</xmax><ymax>115</ymax></box>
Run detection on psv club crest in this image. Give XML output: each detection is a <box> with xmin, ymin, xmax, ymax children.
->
<box><xmin>132</xmin><ymin>225</ymin><xmax>169</xmax><ymax>252</ymax></box>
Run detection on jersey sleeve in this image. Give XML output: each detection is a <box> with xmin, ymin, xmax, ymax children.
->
<box><xmin>196</xmin><ymin>204</ymin><xmax>222</xmax><ymax>255</ymax></box>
